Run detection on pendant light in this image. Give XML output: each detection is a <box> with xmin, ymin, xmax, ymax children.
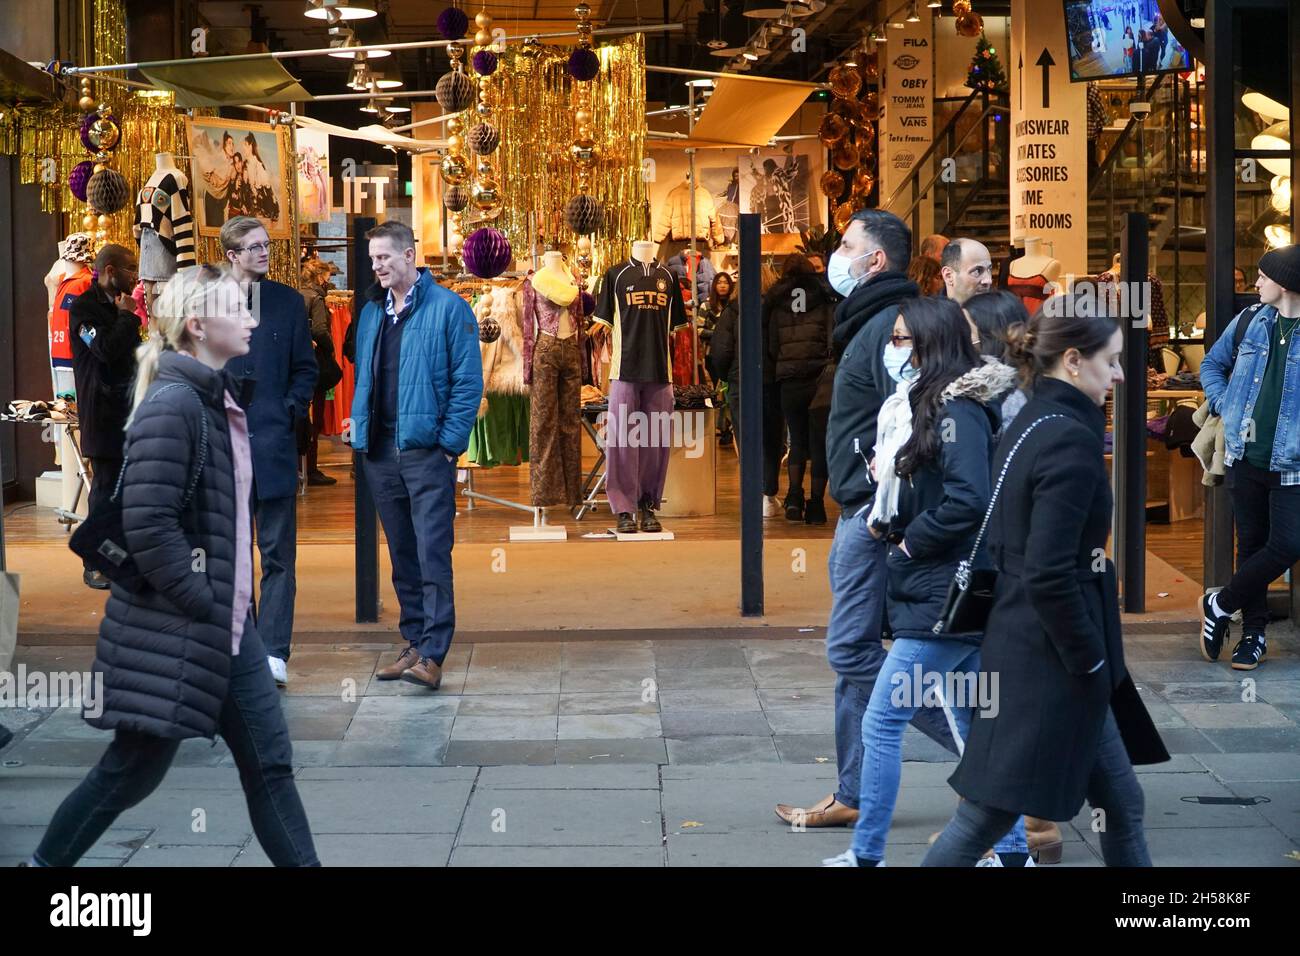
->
<box><xmin>906</xmin><ymin>2</ymin><xmax>921</xmax><ymax>22</ymax></box>
<box><xmin>1251</xmin><ymin>121</ymin><xmax>1291</xmax><ymax>178</ymax></box>
<box><xmin>305</xmin><ymin>0</ymin><xmax>377</xmax><ymax>21</ymax></box>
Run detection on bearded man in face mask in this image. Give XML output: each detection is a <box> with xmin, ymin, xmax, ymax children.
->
<box><xmin>69</xmin><ymin>244</ymin><xmax>142</xmax><ymax>589</ymax></box>
<box><xmin>774</xmin><ymin>209</ymin><xmax>961</xmax><ymax>830</ymax></box>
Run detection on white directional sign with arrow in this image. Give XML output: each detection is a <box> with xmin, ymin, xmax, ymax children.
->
<box><xmin>1010</xmin><ymin>0</ymin><xmax>1088</xmax><ymax>275</ymax></box>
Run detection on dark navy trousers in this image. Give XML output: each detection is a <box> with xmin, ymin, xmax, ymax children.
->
<box><xmin>362</xmin><ymin>435</ymin><xmax>457</xmax><ymax>664</ymax></box>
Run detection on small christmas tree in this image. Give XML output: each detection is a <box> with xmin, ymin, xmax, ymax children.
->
<box><xmin>966</xmin><ymin>33</ymin><xmax>1007</xmax><ymax>92</ymax></box>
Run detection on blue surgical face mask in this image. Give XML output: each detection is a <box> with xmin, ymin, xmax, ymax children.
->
<box><xmin>884</xmin><ymin>343</ymin><xmax>919</xmax><ymax>384</ymax></box>
<box><xmin>828</xmin><ymin>249</ymin><xmax>875</xmax><ymax>297</ymax></box>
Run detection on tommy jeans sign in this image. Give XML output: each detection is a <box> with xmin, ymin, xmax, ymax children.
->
<box><xmin>881</xmin><ymin>15</ymin><xmax>935</xmax><ymax>213</ymax></box>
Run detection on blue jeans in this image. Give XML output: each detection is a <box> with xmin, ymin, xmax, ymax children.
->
<box><xmin>362</xmin><ymin>437</ymin><xmax>458</xmax><ymax>664</ymax></box>
<box><xmin>850</xmin><ymin>636</ymin><xmax>1028</xmax><ymax>861</ymax></box>
<box><xmin>922</xmin><ymin>710</ymin><xmax>1151</xmax><ymax>867</ymax></box>
<box><xmin>826</xmin><ymin>512</ymin><xmax>957</xmax><ymax>809</ymax></box>
<box><xmin>33</xmin><ymin>615</ymin><xmax>318</xmax><ymax>867</ymax></box>
<box><xmin>254</xmin><ymin>495</ymin><xmax>297</xmax><ymax>661</ymax></box>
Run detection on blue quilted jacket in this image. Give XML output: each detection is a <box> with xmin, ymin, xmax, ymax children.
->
<box><xmin>349</xmin><ymin>268</ymin><xmax>484</xmax><ymax>455</ymax></box>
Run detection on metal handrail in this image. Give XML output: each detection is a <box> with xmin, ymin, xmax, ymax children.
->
<box><xmin>880</xmin><ymin>87</ymin><xmax>1005</xmax><ymax>213</ymax></box>
<box><xmin>895</xmin><ymin>102</ymin><xmax>1007</xmax><ymax>223</ymax></box>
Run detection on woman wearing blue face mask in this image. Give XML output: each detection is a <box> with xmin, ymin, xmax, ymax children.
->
<box><xmin>823</xmin><ymin>297</ymin><xmax>1031</xmax><ymax>868</ymax></box>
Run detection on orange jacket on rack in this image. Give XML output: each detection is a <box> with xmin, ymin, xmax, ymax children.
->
<box><xmin>653</xmin><ymin>181</ymin><xmax>726</xmax><ymax>247</ymax></box>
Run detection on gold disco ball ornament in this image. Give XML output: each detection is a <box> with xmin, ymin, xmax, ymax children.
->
<box><xmin>440</xmin><ymin>153</ymin><xmax>471</xmax><ymax>185</ymax></box>
<box><xmin>569</xmin><ymin>138</ymin><xmax>599</xmax><ymax>167</ymax></box>
<box><xmin>471</xmin><ymin>179</ymin><xmax>501</xmax><ymax>212</ymax></box>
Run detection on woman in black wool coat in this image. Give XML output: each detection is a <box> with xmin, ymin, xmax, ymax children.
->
<box><xmin>924</xmin><ymin>300</ymin><xmax>1168</xmax><ymax>868</ymax></box>
<box><xmin>27</xmin><ymin>264</ymin><xmax>318</xmax><ymax>868</ymax></box>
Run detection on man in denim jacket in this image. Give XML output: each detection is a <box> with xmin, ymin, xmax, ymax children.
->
<box><xmin>1198</xmin><ymin>245</ymin><xmax>1300</xmax><ymax>670</ymax></box>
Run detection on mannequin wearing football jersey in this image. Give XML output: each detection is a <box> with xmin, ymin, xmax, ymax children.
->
<box><xmin>593</xmin><ymin>241</ymin><xmax>690</xmax><ymax>533</ymax></box>
<box><xmin>523</xmin><ymin>251</ymin><xmax>584</xmax><ymax>510</ymax></box>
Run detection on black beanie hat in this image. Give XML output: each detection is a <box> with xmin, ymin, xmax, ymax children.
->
<box><xmin>1259</xmin><ymin>245</ymin><xmax>1300</xmax><ymax>294</ymax></box>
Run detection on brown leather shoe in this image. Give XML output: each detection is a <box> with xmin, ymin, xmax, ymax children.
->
<box><xmin>1025</xmin><ymin>816</ymin><xmax>1063</xmax><ymax>864</ymax></box>
<box><xmin>376</xmin><ymin>646</ymin><xmax>420</xmax><ymax>681</ymax></box>
<box><xmin>774</xmin><ymin>793</ymin><xmax>858</xmax><ymax>827</ymax></box>
<box><xmin>401</xmin><ymin>656</ymin><xmax>443</xmax><ymax>690</ymax></box>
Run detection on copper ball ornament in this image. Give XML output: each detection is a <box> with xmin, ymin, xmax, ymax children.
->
<box><xmin>819</xmin><ymin>170</ymin><xmax>845</xmax><ymax>198</ymax></box>
<box><xmin>828</xmin><ymin>65</ymin><xmax>862</xmax><ymax>99</ymax></box>
<box><xmin>478</xmin><ymin>314</ymin><xmax>501</xmax><ymax>343</ymax></box>
<box><xmin>833</xmin><ymin>201</ymin><xmax>856</xmax><ymax>233</ymax></box>
<box><xmin>831</xmin><ymin>142</ymin><xmax>860</xmax><ymax>171</ymax></box>
<box><xmin>440</xmin><ymin>153</ymin><xmax>471</xmax><ymax>185</ymax></box>
<box><xmin>818</xmin><ymin>113</ymin><xmax>849</xmax><ymax>146</ymax></box>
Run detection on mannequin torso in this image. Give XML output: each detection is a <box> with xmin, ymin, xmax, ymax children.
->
<box><xmin>1008</xmin><ymin>238</ymin><xmax>1063</xmax><ymax>282</ymax></box>
<box><xmin>533</xmin><ymin>251</ymin><xmax>578</xmax><ymax>338</ymax></box>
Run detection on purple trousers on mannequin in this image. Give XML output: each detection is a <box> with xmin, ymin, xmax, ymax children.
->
<box><xmin>605</xmin><ymin>380</ymin><xmax>674</xmax><ymax>515</ymax></box>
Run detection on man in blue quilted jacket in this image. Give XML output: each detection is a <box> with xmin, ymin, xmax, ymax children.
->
<box><xmin>349</xmin><ymin>220</ymin><xmax>483</xmax><ymax>689</ymax></box>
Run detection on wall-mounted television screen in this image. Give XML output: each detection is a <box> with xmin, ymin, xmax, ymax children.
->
<box><xmin>1063</xmin><ymin>0</ymin><xmax>1194</xmax><ymax>81</ymax></box>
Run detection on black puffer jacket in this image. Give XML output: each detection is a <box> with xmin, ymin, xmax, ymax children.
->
<box><xmin>86</xmin><ymin>350</ymin><xmax>250</xmax><ymax>740</ymax></box>
<box><xmin>764</xmin><ymin>274</ymin><xmax>836</xmax><ymax>382</ymax></box>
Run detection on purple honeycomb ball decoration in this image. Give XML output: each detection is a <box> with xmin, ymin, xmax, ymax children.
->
<box><xmin>68</xmin><ymin>160</ymin><xmax>95</xmax><ymax>202</ymax></box>
<box><xmin>79</xmin><ymin>111</ymin><xmax>101</xmax><ymax>151</ymax></box>
<box><xmin>567</xmin><ymin>48</ymin><xmax>600</xmax><ymax>82</ymax></box>
<box><xmin>472</xmin><ymin>50</ymin><xmax>498</xmax><ymax>76</ymax></box>
<box><xmin>462</xmin><ymin>227</ymin><xmax>512</xmax><ymax>279</ymax></box>
<box><xmin>580</xmin><ymin>290</ymin><xmax>596</xmax><ymax>317</ymax></box>
<box><xmin>436</xmin><ymin>7</ymin><xmax>469</xmax><ymax>41</ymax></box>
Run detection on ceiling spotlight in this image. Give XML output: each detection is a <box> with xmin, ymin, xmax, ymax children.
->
<box><xmin>359</xmin><ymin>98</ymin><xmax>380</xmax><ymax>113</ymax></box>
<box><xmin>890</xmin><ymin>18</ymin><xmax>905</xmax><ymax>29</ymax></box>
<box><xmin>927</xmin><ymin>0</ymin><xmax>942</xmax><ymax>7</ymax></box>
<box><xmin>778</xmin><ymin>8</ymin><xmax>795</xmax><ymax>28</ymax></box>
<box><xmin>685</xmin><ymin>77</ymin><xmax>715</xmax><ymax>88</ymax></box>
<box><xmin>347</xmin><ymin>61</ymin><xmax>371</xmax><ymax>89</ymax></box>
<box><xmin>753</xmin><ymin>33</ymin><xmax>771</xmax><ymax>54</ymax></box>
<box><xmin>742</xmin><ymin>48</ymin><xmax>760</xmax><ymax>60</ymax></box>
<box><xmin>843</xmin><ymin>52</ymin><xmax>859</xmax><ymax>68</ymax></box>
<box><xmin>305</xmin><ymin>1</ymin><xmax>377</xmax><ymax>21</ymax></box>
<box><xmin>906</xmin><ymin>1</ymin><xmax>921</xmax><ymax>22</ymax></box>
<box><xmin>368</xmin><ymin>71</ymin><xmax>403</xmax><ymax>89</ymax></box>
<box><xmin>382</xmin><ymin>100</ymin><xmax>410</xmax><ymax>114</ymax></box>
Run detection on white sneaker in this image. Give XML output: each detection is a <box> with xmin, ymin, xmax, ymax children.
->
<box><xmin>976</xmin><ymin>854</ymin><xmax>1004</xmax><ymax>867</ymax></box>
<box><xmin>267</xmin><ymin>656</ymin><xmax>288</xmax><ymax>686</ymax></box>
<box><xmin>821</xmin><ymin>849</ymin><xmax>885</xmax><ymax>867</ymax></box>
<box><xmin>763</xmin><ymin>495</ymin><xmax>781</xmax><ymax>518</ymax></box>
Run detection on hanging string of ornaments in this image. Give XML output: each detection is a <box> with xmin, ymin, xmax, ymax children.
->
<box><xmin>71</xmin><ymin>76</ymin><xmax>129</xmax><ymax>246</ymax></box>
<box><xmin>437</xmin><ymin>4</ymin><xmax>510</xmax><ymax>343</ymax></box>
<box><xmin>818</xmin><ymin>56</ymin><xmax>879</xmax><ymax>233</ymax></box>
<box><xmin>564</xmin><ymin>3</ymin><xmax>604</xmax><ymax>295</ymax></box>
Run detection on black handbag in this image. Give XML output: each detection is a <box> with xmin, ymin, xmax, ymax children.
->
<box><xmin>69</xmin><ymin>383</ymin><xmax>208</xmax><ymax>593</ymax></box>
<box><xmin>933</xmin><ymin>414</ymin><xmax>1065</xmax><ymax>635</ymax></box>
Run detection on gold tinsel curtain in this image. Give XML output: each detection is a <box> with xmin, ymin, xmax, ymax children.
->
<box><xmin>460</xmin><ymin>35</ymin><xmax>648</xmax><ymax>276</ymax></box>
<box><xmin>0</xmin><ymin>0</ymin><xmax>298</xmax><ymax>285</ymax></box>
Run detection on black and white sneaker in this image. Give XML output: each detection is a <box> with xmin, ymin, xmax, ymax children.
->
<box><xmin>1231</xmin><ymin>633</ymin><xmax>1267</xmax><ymax>671</ymax></box>
<box><xmin>1199</xmin><ymin>591</ymin><xmax>1230</xmax><ymax>662</ymax></box>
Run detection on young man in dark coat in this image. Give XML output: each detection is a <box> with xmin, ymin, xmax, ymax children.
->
<box><xmin>774</xmin><ymin>209</ymin><xmax>958</xmax><ymax>830</ymax></box>
<box><xmin>222</xmin><ymin>216</ymin><xmax>318</xmax><ymax>687</ymax></box>
<box><xmin>69</xmin><ymin>243</ymin><xmax>141</xmax><ymax>590</ymax></box>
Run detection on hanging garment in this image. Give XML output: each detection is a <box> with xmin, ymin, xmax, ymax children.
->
<box><xmin>670</xmin><ymin>325</ymin><xmax>695</xmax><ymax>386</ymax></box>
<box><xmin>1097</xmin><ymin>270</ymin><xmax>1169</xmax><ymax>351</ymax></box>
<box><xmin>1007</xmin><ymin>273</ymin><xmax>1052</xmax><ymax>314</ymax></box>
<box><xmin>468</xmin><ymin>393</ymin><xmax>530</xmax><ymax>467</ymax></box>
<box><xmin>323</xmin><ymin>295</ymin><xmax>356</xmax><ymax>437</ymax></box>
<box><xmin>653</xmin><ymin>181</ymin><xmax>726</xmax><ymax>247</ymax></box>
<box><xmin>134</xmin><ymin>170</ymin><xmax>196</xmax><ymax>272</ymax></box>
